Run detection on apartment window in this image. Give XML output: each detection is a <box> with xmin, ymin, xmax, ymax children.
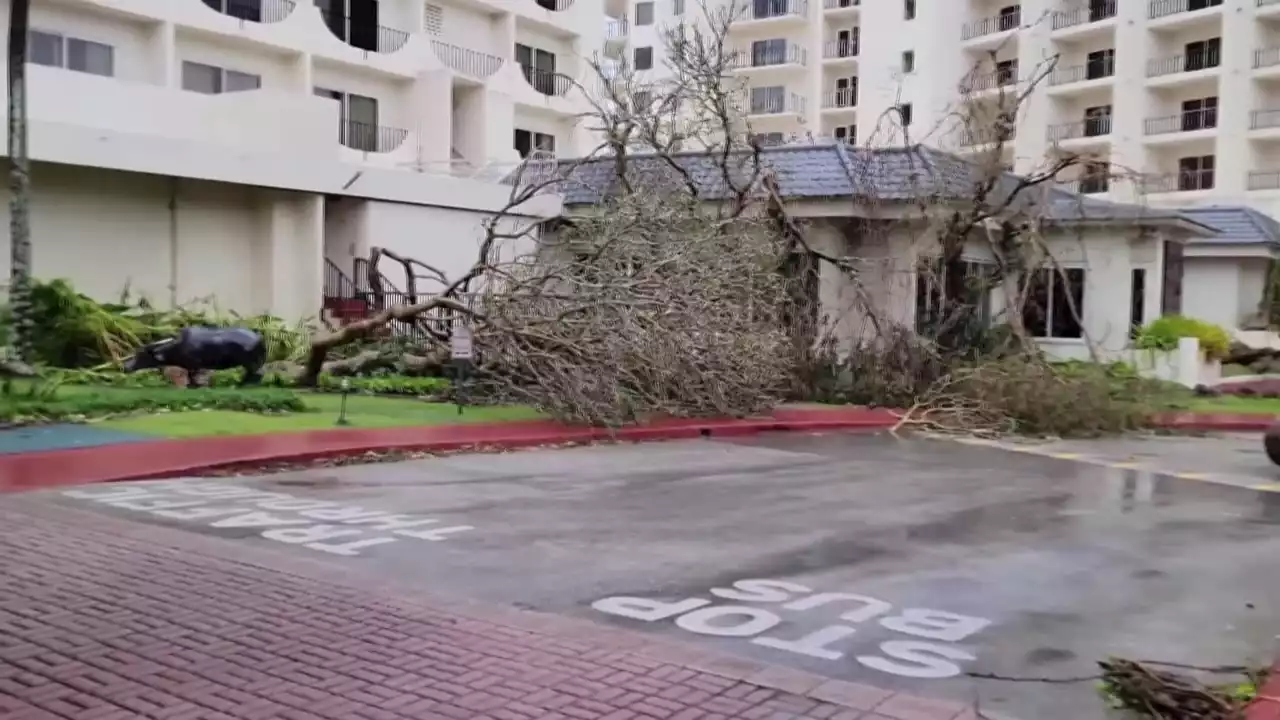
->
<box><xmin>1022</xmin><ymin>267</ymin><xmax>1085</xmax><ymax>339</ymax></box>
<box><xmin>1188</xmin><ymin>0</ymin><xmax>1222</xmax><ymax>9</ymax></box>
<box><xmin>915</xmin><ymin>260</ymin><xmax>994</xmax><ymax>334</ymax></box>
<box><xmin>753</xmin><ymin>0</ymin><xmax>793</xmax><ymax>19</ymax></box>
<box><xmin>634</xmin><ymin>46</ymin><xmax>654</xmax><ymax>70</ymax></box>
<box><xmin>998</xmin><ymin>5</ymin><xmax>1021</xmax><ymax>31</ymax></box>
<box><xmin>1085</xmin><ymin>49</ymin><xmax>1114</xmax><ymax>79</ymax></box>
<box><xmin>835</xmin><ymin>76</ymin><xmax>857</xmax><ymax>106</ymax></box>
<box><xmin>315</xmin><ymin>87</ymin><xmax>380</xmax><ymax>152</ymax></box>
<box><xmin>514</xmin><ymin>129</ymin><xmax>555</xmax><ymax>158</ymax></box>
<box><xmin>316</xmin><ymin>0</ymin><xmax>380</xmax><ymax>53</ymax></box>
<box><xmin>1178</xmin><ymin>155</ymin><xmax>1215</xmax><ymax>190</ymax></box>
<box><xmin>904</xmin><ymin>0</ymin><xmax>916</xmax><ymax>20</ymax></box>
<box><xmin>836</xmin><ymin>28</ymin><xmax>857</xmax><ymax>57</ymax></box>
<box><xmin>202</xmin><ymin>0</ymin><xmax>271</xmax><ymax>21</ymax></box>
<box><xmin>424</xmin><ymin>4</ymin><xmax>444</xmax><ymax>34</ymax></box>
<box><xmin>29</xmin><ymin>30</ymin><xmax>114</xmax><ymax>77</ymax></box>
<box><xmin>751</xmin><ymin>86</ymin><xmax>785</xmax><ymax>114</ymax></box>
<box><xmin>674</xmin><ymin>0</ymin><xmax>685</xmax><ymax>14</ymax></box>
<box><xmin>1089</xmin><ymin>0</ymin><xmax>1116</xmax><ymax>21</ymax></box>
<box><xmin>752</xmin><ymin>39</ymin><xmax>788</xmax><ymax>66</ymax></box>
<box><xmin>1181</xmin><ymin>97</ymin><xmax>1218</xmax><ymax>131</ymax></box>
<box><xmin>1130</xmin><ymin>268</ymin><xmax>1146</xmax><ymax>338</ymax></box>
<box><xmin>635</xmin><ymin>2</ymin><xmax>655</xmax><ymax>25</ymax></box>
<box><xmin>995</xmin><ymin>59</ymin><xmax>1017</xmax><ymax>85</ymax></box>
<box><xmin>516</xmin><ymin>43</ymin><xmax>558</xmax><ymax>94</ymax></box>
<box><xmin>902</xmin><ymin>50</ymin><xmax>915</xmax><ymax>73</ymax></box>
<box><xmin>833</xmin><ymin>125</ymin><xmax>856</xmax><ymax>144</ymax></box>
<box><xmin>1084</xmin><ymin>105</ymin><xmax>1111</xmax><ymax>136</ymax></box>
<box><xmin>182</xmin><ymin>61</ymin><xmax>261</xmax><ymax>94</ymax></box>
<box><xmin>1184</xmin><ymin>38</ymin><xmax>1221</xmax><ymax>72</ymax></box>
<box><xmin>898</xmin><ymin>103</ymin><xmax>913</xmax><ymax>127</ymax></box>
<box><xmin>1079</xmin><ymin>161</ymin><xmax>1109</xmax><ymax>193</ymax></box>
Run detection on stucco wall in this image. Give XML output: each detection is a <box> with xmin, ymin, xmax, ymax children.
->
<box><xmin>1182</xmin><ymin>257</ymin><xmax>1244</xmax><ymax>330</ymax></box>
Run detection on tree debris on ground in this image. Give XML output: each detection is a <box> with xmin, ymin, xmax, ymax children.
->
<box><xmin>1097</xmin><ymin>658</ymin><xmax>1265</xmax><ymax>720</ymax></box>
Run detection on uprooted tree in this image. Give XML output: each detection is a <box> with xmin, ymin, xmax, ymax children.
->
<box><xmin>301</xmin><ymin>1</ymin><xmax>1169</xmax><ymax>434</ymax></box>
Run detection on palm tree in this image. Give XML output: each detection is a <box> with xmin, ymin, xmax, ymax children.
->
<box><xmin>6</xmin><ymin>0</ymin><xmax>34</xmax><ymax>370</ymax></box>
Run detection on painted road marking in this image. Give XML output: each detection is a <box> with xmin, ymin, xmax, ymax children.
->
<box><xmin>1251</xmin><ymin>483</ymin><xmax>1280</xmax><ymax>493</ymax></box>
<box><xmin>60</xmin><ymin>481</ymin><xmax>474</xmax><ymax>556</ymax></box>
<box><xmin>592</xmin><ymin>577</ymin><xmax>993</xmax><ymax>680</ymax></box>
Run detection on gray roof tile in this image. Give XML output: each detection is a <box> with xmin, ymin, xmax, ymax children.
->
<box><xmin>1175</xmin><ymin>206</ymin><xmax>1280</xmax><ymax>246</ymax></box>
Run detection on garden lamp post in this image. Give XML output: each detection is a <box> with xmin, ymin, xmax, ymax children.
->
<box><xmin>336</xmin><ymin>378</ymin><xmax>351</xmax><ymax>426</ymax></box>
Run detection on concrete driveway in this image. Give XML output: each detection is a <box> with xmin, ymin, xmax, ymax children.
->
<box><xmin>35</xmin><ymin>432</ymin><xmax>1280</xmax><ymax>720</ymax></box>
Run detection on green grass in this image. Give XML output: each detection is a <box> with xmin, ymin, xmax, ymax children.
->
<box><xmin>1181</xmin><ymin>395</ymin><xmax>1280</xmax><ymax>416</ymax></box>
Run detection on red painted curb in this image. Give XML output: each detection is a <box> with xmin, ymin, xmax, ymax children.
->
<box><xmin>1150</xmin><ymin>412</ymin><xmax>1280</xmax><ymax>432</ymax></box>
<box><xmin>0</xmin><ymin>408</ymin><xmax>900</xmax><ymax>492</ymax></box>
<box><xmin>1246</xmin><ymin>663</ymin><xmax>1280</xmax><ymax>720</ymax></box>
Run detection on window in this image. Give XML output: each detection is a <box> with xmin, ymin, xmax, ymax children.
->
<box><xmin>1089</xmin><ymin>0</ymin><xmax>1115</xmax><ymax>21</ymax></box>
<box><xmin>514</xmin><ymin>129</ymin><xmax>555</xmax><ymax>158</ymax></box>
<box><xmin>1178</xmin><ymin>155</ymin><xmax>1215</xmax><ymax>191</ymax></box>
<box><xmin>1129</xmin><ymin>268</ymin><xmax>1146</xmax><ymax>338</ymax></box>
<box><xmin>833</xmin><ymin>124</ymin><xmax>856</xmax><ymax>144</ymax></box>
<box><xmin>1180</xmin><ymin>96</ymin><xmax>1218</xmax><ymax>131</ymax></box>
<box><xmin>29</xmin><ymin>30</ymin><xmax>113</xmax><ymax>77</ymax></box>
<box><xmin>915</xmin><ymin>260</ymin><xmax>995</xmax><ymax>334</ymax></box>
<box><xmin>1079</xmin><ymin>161</ymin><xmax>1109</xmax><ymax>193</ymax></box>
<box><xmin>1188</xmin><ymin>0</ymin><xmax>1222</xmax><ymax>9</ymax></box>
<box><xmin>635</xmin><ymin>2</ymin><xmax>654</xmax><ymax>25</ymax></box>
<box><xmin>424</xmin><ymin>4</ymin><xmax>444</xmax><ymax>34</ymax></box>
<box><xmin>904</xmin><ymin>0</ymin><xmax>916</xmax><ymax>19</ymax></box>
<box><xmin>674</xmin><ymin>0</ymin><xmax>685</xmax><ymax>14</ymax></box>
<box><xmin>634</xmin><ymin>46</ymin><xmax>654</xmax><ymax>70</ymax></box>
<box><xmin>1084</xmin><ymin>105</ymin><xmax>1111</xmax><ymax>136</ymax></box>
<box><xmin>898</xmin><ymin>103</ymin><xmax>913</xmax><ymax>127</ymax></box>
<box><xmin>316</xmin><ymin>87</ymin><xmax>380</xmax><ymax>152</ymax></box>
<box><xmin>1022</xmin><ymin>268</ymin><xmax>1085</xmax><ymax>339</ymax></box>
<box><xmin>995</xmin><ymin>59</ymin><xmax>1017</xmax><ymax>85</ymax></box>
<box><xmin>182</xmin><ymin>61</ymin><xmax>261</xmax><ymax>94</ymax></box>
<box><xmin>752</xmin><ymin>39</ymin><xmax>786</xmax><ymax>66</ymax></box>
<box><xmin>751</xmin><ymin>86</ymin><xmax>785</xmax><ymax>114</ymax></box>
<box><xmin>901</xmin><ymin>50</ymin><xmax>915</xmax><ymax>73</ymax></box>
<box><xmin>998</xmin><ymin>5</ymin><xmax>1021</xmax><ymax>31</ymax></box>
<box><xmin>753</xmin><ymin>0</ymin><xmax>793</xmax><ymax>19</ymax></box>
<box><xmin>316</xmin><ymin>0</ymin><xmax>379</xmax><ymax>52</ymax></box>
<box><xmin>1085</xmin><ymin>49</ymin><xmax>1114</xmax><ymax>80</ymax></box>
<box><xmin>1184</xmin><ymin>38</ymin><xmax>1221</xmax><ymax>72</ymax></box>
<box><xmin>516</xmin><ymin>43</ymin><xmax>558</xmax><ymax>94</ymax></box>
<box><xmin>835</xmin><ymin>76</ymin><xmax>857</xmax><ymax>106</ymax></box>
<box><xmin>835</xmin><ymin>29</ymin><xmax>856</xmax><ymax>57</ymax></box>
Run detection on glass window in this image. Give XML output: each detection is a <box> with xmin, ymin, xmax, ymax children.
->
<box><xmin>67</xmin><ymin>38</ymin><xmax>114</xmax><ymax>77</ymax></box>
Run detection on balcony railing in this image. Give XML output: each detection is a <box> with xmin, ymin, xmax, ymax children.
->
<box><xmin>534</xmin><ymin>0</ymin><xmax>574</xmax><ymax>10</ymax></box>
<box><xmin>1143</xmin><ymin>109</ymin><xmax>1217</xmax><ymax>134</ymax></box>
<box><xmin>822</xmin><ymin>39</ymin><xmax>859</xmax><ymax>59</ymax></box>
<box><xmin>1149</xmin><ymin>0</ymin><xmax>1220</xmax><ymax>19</ymax></box>
<box><xmin>1248</xmin><ymin>170</ymin><xmax>1280</xmax><ymax>190</ymax></box>
<box><xmin>960</xmin><ymin>126</ymin><xmax>1017</xmax><ymax>145</ymax></box>
<box><xmin>1051</xmin><ymin>1</ymin><xmax>1117</xmax><ymax>30</ymax></box>
<box><xmin>521</xmin><ymin>66</ymin><xmax>574</xmax><ymax>96</ymax></box>
<box><xmin>1142</xmin><ymin>169</ymin><xmax>1215</xmax><ymax>193</ymax></box>
<box><xmin>744</xmin><ymin>0</ymin><xmax>808</xmax><ymax>21</ymax></box>
<box><xmin>200</xmin><ymin>0</ymin><xmax>295</xmax><ymax>23</ymax></box>
<box><xmin>962</xmin><ymin>8</ymin><xmax>1021</xmax><ymax>41</ymax></box>
<box><xmin>1256</xmin><ymin>47</ymin><xmax>1280</xmax><ymax>69</ymax></box>
<box><xmin>1060</xmin><ymin>177</ymin><xmax>1110</xmax><ymax>194</ymax></box>
<box><xmin>738</xmin><ymin>44</ymin><xmax>808</xmax><ymax>67</ymax></box>
<box><xmin>1146</xmin><ymin>50</ymin><xmax>1220</xmax><ymax>78</ymax></box>
<box><xmin>823</xmin><ymin>0</ymin><xmax>860</xmax><ymax>8</ymax></box>
<box><xmin>340</xmin><ymin>120</ymin><xmax>408</xmax><ymax>154</ymax></box>
<box><xmin>1049</xmin><ymin>61</ymin><xmax>1115</xmax><ymax>85</ymax></box>
<box><xmin>822</xmin><ymin>89</ymin><xmax>857</xmax><ymax>108</ymax></box>
<box><xmin>430</xmin><ymin>41</ymin><xmax>504</xmax><ymax>79</ymax></box>
<box><xmin>606</xmin><ymin>18</ymin><xmax>629</xmax><ymax>39</ymax></box>
<box><xmin>966</xmin><ymin>64</ymin><xmax>1019</xmax><ymax>92</ymax></box>
<box><xmin>318</xmin><ymin>12</ymin><xmax>411</xmax><ymax>54</ymax></box>
<box><xmin>1251</xmin><ymin>109</ymin><xmax>1280</xmax><ymax>129</ymax></box>
<box><xmin>1047</xmin><ymin>115</ymin><xmax>1112</xmax><ymax>141</ymax></box>
<box><xmin>741</xmin><ymin>91</ymin><xmax>806</xmax><ymax>115</ymax></box>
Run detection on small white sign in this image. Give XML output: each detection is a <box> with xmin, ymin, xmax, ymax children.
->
<box><xmin>451</xmin><ymin>326</ymin><xmax>473</xmax><ymax>360</ymax></box>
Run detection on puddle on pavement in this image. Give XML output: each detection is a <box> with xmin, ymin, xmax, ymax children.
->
<box><xmin>1060</xmin><ymin>463</ymin><xmax>1280</xmax><ymax>524</ymax></box>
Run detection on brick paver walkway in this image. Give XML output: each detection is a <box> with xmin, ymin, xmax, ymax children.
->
<box><xmin>0</xmin><ymin>497</ymin><xmax>973</xmax><ymax>720</ymax></box>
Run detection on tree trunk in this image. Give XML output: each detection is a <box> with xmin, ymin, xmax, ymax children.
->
<box><xmin>7</xmin><ymin>0</ymin><xmax>33</xmax><ymax>364</ymax></box>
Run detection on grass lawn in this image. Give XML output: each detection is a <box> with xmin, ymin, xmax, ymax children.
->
<box><xmin>56</xmin><ymin>387</ymin><xmax>542</xmax><ymax>438</ymax></box>
<box><xmin>1180</xmin><ymin>395</ymin><xmax>1280</xmax><ymax>416</ymax></box>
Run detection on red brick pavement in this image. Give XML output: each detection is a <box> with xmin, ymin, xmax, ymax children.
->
<box><xmin>0</xmin><ymin>497</ymin><xmax>974</xmax><ymax>720</ymax></box>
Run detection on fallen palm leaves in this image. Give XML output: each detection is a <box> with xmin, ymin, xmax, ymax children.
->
<box><xmin>1097</xmin><ymin>658</ymin><xmax>1266</xmax><ymax>720</ymax></box>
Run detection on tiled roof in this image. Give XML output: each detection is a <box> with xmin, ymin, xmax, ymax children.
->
<box><xmin>1175</xmin><ymin>206</ymin><xmax>1280</xmax><ymax>246</ymax></box>
<box><xmin>544</xmin><ymin>143</ymin><xmax>1215</xmax><ymax>234</ymax></box>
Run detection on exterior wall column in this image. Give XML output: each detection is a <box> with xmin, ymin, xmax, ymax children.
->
<box><xmin>253</xmin><ymin>192</ymin><xmax>325</xmax><ymax>322</ymax></box>
<box><xmin>150</xmin><ymin>22</ymin><xmax>177</xmax><ymax>87</ymax></box>
<box><xmin>410</xmin><ymin>71</ymin><xmax>455</xmax><ymax>168</ymax></box>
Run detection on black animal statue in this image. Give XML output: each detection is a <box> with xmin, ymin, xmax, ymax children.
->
<box><xmin>123</xmin><ymin>327</ymin><xmax>266</xmax><ymax>388</ymax></box>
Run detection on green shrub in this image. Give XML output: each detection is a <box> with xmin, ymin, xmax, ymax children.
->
<box><xmin>49</xmin><ymin>368</ymin><xmax>451</xmax><ymax>397</ymax></box>
<box><xmin>1134</xmin><ymin>315</ymin><xmax>1231</xmax><ymax>360</ymax></box>
<box><xmin>0</xmin><ymin>385</ymin><xmax>306</xmax><ymax>424</ymax></box>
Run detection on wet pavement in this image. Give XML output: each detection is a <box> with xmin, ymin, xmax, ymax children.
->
<box><xmin>23</xmin><ymin>432</ymin><xmax>1280</xmax><ymax>720</ymax></box>
<box><xmin>0</xmin><ymin>424</ymin><xmax>151</xmax><ymax>454</ymax></box>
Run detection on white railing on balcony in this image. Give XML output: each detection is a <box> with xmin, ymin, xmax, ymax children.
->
<box><xmin>822</xmin><ymin>88</ymin><xmax>856</xmax><ymax>108</ymax></box>
<box><xmin>822</xmin><ymin>39</ymin><xmax>859</xmax><ymax>59</ymax></box>
<box><xmin>430</xmin><ymin>41</ymin><xmax>504</xmax><ymax>79</ymax></box>
<box><xmin>1142</xmin><ymin>169</ymin><xmax>1215</xmax><ymax>193</ymax></box>
<box><xmin>965</xmin><ymin>64</ymin><xmax>1019</xmax><ymax>92</ymax></box>
<box><xmin>1146</xmin><ymin>50</ymin><xmax>1220</xmax><ymax>78</ymax></box>
<box><xmin>1050</xmin><ymin>60</ymin><xmax>1115</xmax><ymax>85</ymax></box>
<box><xmin>735</xmin><ymin>44</ymin><xmax>808</xmax><ymax>68</ymax></box>
<box><xmin>1248</xmin><ymin>170</ymin><xmax>1280</xmax><ymax>190</ymax></box>
<box><xmin>1256</xmin><ymin>47</ymin><xmax>1280</xmax><ymax>69</ymax></box>
<box><xmin>823</xmin><ymin>0</ymin><xmax>859</xmax><ymax>8</ymax></box>
<box><xmin>1251</xmin><ymin>109</ymin><xmax>1280</xmax><ymax>129</ymax></box>
<box><xmin>962</xmin><ymin>8</ymin><xmax>1021</xmax><ymax>40</ymax></box>
<box><xmin>606</xmin><ymin>18</ymin><xmax>629</xmax><ymax>39</ymax></box>
<box><xmin>740</xmin><ymin>89</ymin><xmax>806</xmax><ymax>115</ymax></box>
<box><xmin>1047</xmin><ymin>115</ymin><xmax>1113</xmax><ymax>141</ymax></box>
<box><xmin>1051</xmin><ymin>1</ymin><xmax>1117</xmax><ymax>30</ymax></box>
<box><xmin>743</xmin><ymin>0</ymin><xmax>808</xmax><ymax>21</ymax></box>
<box><xmin>1143</xmin><ymin>108</ymin><xmax>1217</xmax><ymax>135</ymax></box>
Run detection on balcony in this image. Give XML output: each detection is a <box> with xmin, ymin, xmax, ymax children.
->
<box><xmin>822</xmin><ymin>39</ymin><xmax>859</xmax><ymax>62</ymax></box>
<box><xmin>735</xmin><ymin>44</ymin><xmax>808</xmax><ymax>71</ymax></box>
<box><xmin>1047</xmin><ymin>115</ymin><xmax>1113</xmax><ymax>142</ymax></box>
<box><xmin>1049</xmin><ymin>61</ymin><xmax>1115</xmax><ymax>89</ymax></box>
<box><xmin>1142</xmin><ymin>169</ymin><xmax>1215</xmax><ymax>193</ymax></box>
<box><xmin>520</xmin><ymin>66</ymin><xmax>574</xmax><ymax>97</ymax></box>
<box><xmin>1250</xmin><ymin>108</ymin><xmax>1280</xmax><ymax>132</ymax></box>
<box><xmin>823</xmin><ymin>0</ymin><xmax>860</xmax><ymax>14</ymax></box>
<box><xmin>1248</xmin><ymin>170</ymin><xmax>1280</xmax><ymax>191</ymax></box>
<box><xmin>1060</xmin><ymin>176</ymin><xmax>1111</xmax><ymax>194</ymax></box>
<box><xmin>962</xmin><ymin>8</ymin><xmax>1021</xmax><ymax>43</ymax></box>
<box><xmin>1256</xmin><ymin>47</ymin><xmax>1280</xmax><ymax>77</ymax></box>
<box><xmin>339</xmin><ymin>119</ymin><xmax>408</xmax><ymax>154</ymax></box>
<box><xmin>606</xmin><ymin>18</ymin><xmax>629</xmax><ymax>44</ymax></box>
<box><xmin>965</xmin><ymin>64</ymin><xmax>1019</xmax><ymax>94</ymax></box>
<box><xmin>1146</xmin><ymin>51</ymin><xmax>1220</xmax><ymax>81</ymax></box>
<box><xmin>199</xmin><ymin>0</ymin><xmax>295</xmax><ymax>23</ymax></box>
<box><xmin>821</xmin><ymin>89</ymin><xmax>857</xmax><ymax>110</ymax></box>
<box><xmin>318</xmin><ymin>12</ymin><xmax>411</xmax><ymax>54</ymax></box>
<box><xmin>430</xmin><ymin>41</ymin><xmax>504</xmax><ymax>80</ymax></box>
<box><xmin>1050</xmin><ymin>1</ymin><xmax>1117</xmax><ymax>34</ymax></box>
<box><xmin>742</xmin><ymin>90</ymin><xmax>806</xmax><ymax>116</ymax></box>
<box><xmin>534</xmin><ymin>0</ymin><xmax>574</xmax><ymax>10</ymax></box>
<box><xmin>1143</xmin><ymin>108</ymin><xmax>1217</xmax><ymax>136</ymax></box>
<box><xmin>739</xmin><ymin>0</ymin><xmax>808</xmax><ymax>24</ymax></box>
<box><xmin>1148</xmin><ymin>0</ymin><xmax>1222</xmax><ymax>21</ymax></box>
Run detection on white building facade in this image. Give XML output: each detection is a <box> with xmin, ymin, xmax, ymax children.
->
<box><xmin>0</xmin><ymin>0</ymin><xmax>602</xmax><ymax>321</ymax></box>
